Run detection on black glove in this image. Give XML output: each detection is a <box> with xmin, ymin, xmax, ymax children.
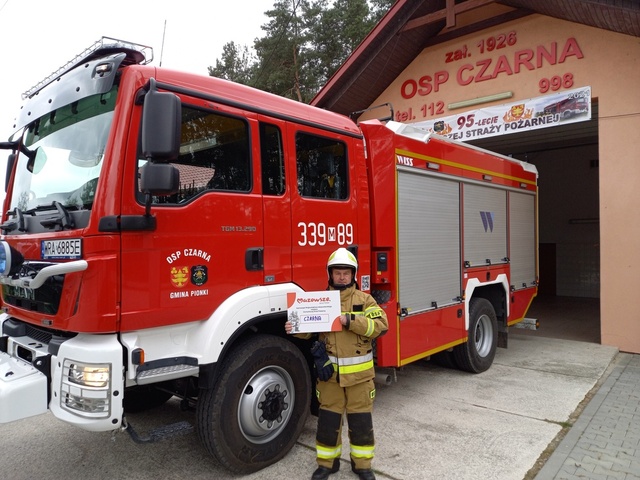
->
<box><xmin>311</xmin><ymin>340</ymin><xmax>334</xmax><ymax>381</ymax></box>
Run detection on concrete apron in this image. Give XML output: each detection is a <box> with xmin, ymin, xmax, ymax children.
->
<box><xmin>265</xmin><ymin>335</ymin><xmax>618</xmax><ymax>480</ymax></box>
<box><xmin>0</xmin><ymin>335</ymin><xmax>618</xmax><ymax>480</ymax></box>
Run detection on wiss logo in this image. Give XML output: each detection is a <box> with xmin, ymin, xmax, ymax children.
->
<box><xmin>480</xmin><ymin>211</ymin><xmax>495</xmax><ymax>232</ymax></box>
<box><xmin>396</xmin><ymin>155</ymin><xmax>414</xmax><ymax>166</ymax></box>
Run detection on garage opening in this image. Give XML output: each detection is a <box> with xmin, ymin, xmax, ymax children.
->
<box><xmin>471</xmin><ymin>102</ymin><xmax>600</xmax><ymax>343</ymax></box>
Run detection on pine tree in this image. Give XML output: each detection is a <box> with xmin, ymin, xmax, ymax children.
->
<box><xmin>208</xmin><ymin>0</ymin><xmax>394</xmax><ymax>103</ymax></box>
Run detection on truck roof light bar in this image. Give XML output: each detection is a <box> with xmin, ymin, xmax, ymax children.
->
<box><xmin>23</xmin><ymin>36</ymin><xmax>153</xmax><ymax>99</ymax></box>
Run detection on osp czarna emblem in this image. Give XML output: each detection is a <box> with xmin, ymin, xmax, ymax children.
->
<box><xmin>191</xmin><ymin>265</ymin><xmax>208</xmax><ymax>286</ymax></box>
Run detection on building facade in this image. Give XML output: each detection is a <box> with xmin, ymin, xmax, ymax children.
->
<box><xmin>313</xmin><ymin>1</ymin><xmax>640</xmax><ymax>353</ymax></box>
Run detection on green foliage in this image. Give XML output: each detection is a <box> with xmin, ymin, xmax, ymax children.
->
<box><xmin>207</xmin><ymin>42</ymin><xmax>254</xmax><ymax>84</ymax></box>
<box><xmin>208</xmin><ymin>0</ymin><xmax>394</xmax><ymax>103</ymax></box>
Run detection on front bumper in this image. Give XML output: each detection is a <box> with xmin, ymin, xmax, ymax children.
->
<box><xmin>0</xmin><ymin>314</ymin><xmax>124</xmax><ymax>431</ymax></box>
<box><xmin>0</xmin><ymin>350</ymin><xmax>47</xmax><ymax>423</ymax></box>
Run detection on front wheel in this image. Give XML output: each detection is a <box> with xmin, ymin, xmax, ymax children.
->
<box><xmin>454</xmin><ymin>298</ymin><xmax>498</xmax><ymax>373</ymax></box>
<box><xmin>197</xmin><ymin>334</ymin><xmax>311</xmax><ymax>473</ymax></box>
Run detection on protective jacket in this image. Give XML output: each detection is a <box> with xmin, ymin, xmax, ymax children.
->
<box><xmin>299</xmin><ymin>285</ymin><xmax>388</xmax><ymax>387</ymax></box>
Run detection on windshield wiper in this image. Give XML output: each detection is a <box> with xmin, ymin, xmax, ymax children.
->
<box><xmin>39</xmin><ymin>201</ymin><xmax>75</xmax><ymax>230</ymax></box>
<box><xmin>0</xmin><ymin>208</ymin><xmax>26</xmax><ymax>233</ymax></box>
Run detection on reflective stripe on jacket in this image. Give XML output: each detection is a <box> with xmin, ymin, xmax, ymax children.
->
<box><xmin>328</xmin><ymin>353</ymin><xmax>374</xmax><ymax>375</ymax></box>
<box><xmin>321</xmin><ymin>285</ymin><xmax>388</xmax><ymax>387</ymax></box>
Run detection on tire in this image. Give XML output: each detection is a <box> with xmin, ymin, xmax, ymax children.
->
<box><xmin>123</xmin><ymin>386</ymin><xmax>174</xmax><ymax>413</ymax></box>
<box><xmin>453</xmin><ymin>298</ymin><xmax>498</xmax><ymax>373</ymax></box>
<box><xmin>197</xmin><ymin>334</ymin><xmax>311</xmax><ymax>473</ymax></box>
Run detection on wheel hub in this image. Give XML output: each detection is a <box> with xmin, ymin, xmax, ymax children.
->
<box><xmin>475</xmin><ymin>313</ymin><xmax>493</xmax><ymax>357</ymax></box>
<box><xmin>237</xmin><ymin>366</ymin><xmax>295</xmax><ymax>443</ymax></box>
<box><xmin>259</xmin><ymin>384</ymin><xmax>287</xmax><ymax>423</ymax></box>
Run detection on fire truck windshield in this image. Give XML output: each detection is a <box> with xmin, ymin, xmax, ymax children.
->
<box><xmin>9</xmin><ymin>86</ymin><xmax>117</xmax><ymax>213</ymax></box>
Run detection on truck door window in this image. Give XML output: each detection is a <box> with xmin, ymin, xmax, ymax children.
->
<box><xmin>295</xmin><ymin>132</ymin><xmax>347</xmax><ymax>200</ymax></box>
<box><xmin>139</xmin><ymin>105</ymin><xmax>251</xmax><ymax>204</ymax></box>
<box><xmin>260</xmin><ymin>123</ymin><xmax>285</xmax><ymax>195</ymax></box>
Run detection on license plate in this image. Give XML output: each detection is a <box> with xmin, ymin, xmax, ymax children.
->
<box><xmin>41</xmin><ymin>238</ymin><xmax>82</xmax><ymax>260</ymax></box>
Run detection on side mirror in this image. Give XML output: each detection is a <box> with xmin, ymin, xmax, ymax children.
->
<box><xmin>5</xmin><ymin>153</ymin><xmax>15</xmax><ymax>191</ymax></box>
<box><xmin>26</xmin><ymin>147</ymin><xmax>46</xmax><ymax>174</ymax></box>
<box><xmin>140</xmin><ymin>162</ymin><xmax>180</xmax><ymax>195</ymax></box>
<box><xmin>141</xmin><ymin>85</ymin><xmax>181</xmax><ymax>161</ymax></box>
<box><xmin>140</xmin><ymin>162</ymin><xmax>180</xmax><ymax>196</ymax></box>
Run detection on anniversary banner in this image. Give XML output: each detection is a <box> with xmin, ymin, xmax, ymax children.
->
<box><xmin>412</xmin><ymin>86</ymin><xmax>591</xmax><ymax>142</ymax></box>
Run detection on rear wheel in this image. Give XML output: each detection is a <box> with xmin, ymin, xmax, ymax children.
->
<box><xmin>454</xmin><ymin>298</ymin><xmax>498</xmax><ymax>373</ymax></box>
<box><xmin>197</xmin><ymin>334</ymin><xmax>311</xmax><ymax>473</ymax></box>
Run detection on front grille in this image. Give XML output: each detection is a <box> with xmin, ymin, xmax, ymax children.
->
<box><xmin>24</xmin><ymin>323</ymin><xmax>56</xmax><ymax>344</ymax></box>
<box><xmin>2</xmin><ymin>263</ymin><xmax>65</xmax><ymax>314</ymax></box>
<box><xmin>2</xmin><ymin>318</ymin><xmax>76</xmax><ymax>345</ymax></box>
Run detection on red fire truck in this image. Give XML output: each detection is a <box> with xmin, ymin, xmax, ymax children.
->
<box><xmin>0</xmin><ymin>38</ymin><xmax>538</xmax><ymax>473</ymax></box>
<box><xmin>543</xmin><ymin>95</ymin><xmax>589</xmax><ymax>119</ymax></box>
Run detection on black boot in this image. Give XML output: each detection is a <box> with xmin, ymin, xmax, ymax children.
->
<box><xmin>311</xmin><ymin>458</ymin><xmax>340</xmax><ymax>480</ymax></box>
<box><xmin>352</xmin><ymin>467</ymin><xmax>376</xmax><ymax>480</ymax></box>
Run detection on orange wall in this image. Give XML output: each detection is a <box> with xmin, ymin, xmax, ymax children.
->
<box><xmin>368</xmin><ymin>14</ymin><xmax>640</xmax><ymax>353</ymax></box>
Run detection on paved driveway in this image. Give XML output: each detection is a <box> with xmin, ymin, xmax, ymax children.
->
<box><xmin>0</xmin><ymin>334</ymin><xmax>617</xmax><ymax>480</ymax></box>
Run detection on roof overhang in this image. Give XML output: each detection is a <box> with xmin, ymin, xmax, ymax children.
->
<box><xmin>311</xmin><ymin>0</ymin><xmax>640</xmax><ymax>117</ymax></box>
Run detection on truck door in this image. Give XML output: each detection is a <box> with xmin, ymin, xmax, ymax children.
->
<box><xmin>258</xmin><ymin>118</ymin><xmax>292</xmax><ymax>284</ymax></box>
<box><xmin>287</xmin><ymin>127</ymin><xmax>360</xmax><ymax>292</ymax></box>
<box><xmin>119</xmin><ymin>99</ymin><xmax>264</xmax><ymax>331</ymax></box>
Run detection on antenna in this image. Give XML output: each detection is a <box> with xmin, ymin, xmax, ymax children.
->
<box><xmin>159</xmin><ymin>20</ymin><xmax>167</xmax><ymax>67</ymax></box>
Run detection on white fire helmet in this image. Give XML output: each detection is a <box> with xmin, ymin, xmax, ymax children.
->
<box><xmin>327</xmin><ymin>248</ymin><xmax>358</xmax><ymax>288</ymax></box>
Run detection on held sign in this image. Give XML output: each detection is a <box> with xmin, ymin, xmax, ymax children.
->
<box><xmin>286</xmin><ymin>291</ymin><xmax>342</xmax><ymax>334</ymax></box>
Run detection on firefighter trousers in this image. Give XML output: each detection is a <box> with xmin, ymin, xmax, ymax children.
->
<box><xmin>315</xmin><ymin>378</ymin><xmax>376</xmax><ymax>470</ymax></box>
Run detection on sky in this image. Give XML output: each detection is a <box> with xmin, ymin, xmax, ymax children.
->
<box><xmin>0</xmin><ymin>0</ymin><xmax>268</xmax><ymax>137</ymax></box>
<box><xmin>0</xmin><ymin>0</ymin><xmax>268</xmax><ymax>204</ymax></box>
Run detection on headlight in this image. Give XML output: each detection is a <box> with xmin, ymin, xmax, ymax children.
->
<box><xmin>67</xmin><ymin>362</ymin><xmax>110</xmax><ymax>388</ymax></box>
<box><xmin>61</xmin><ymin>360</ymin><xmax>112</xmax><ymax>417</ymax></box>
<box><xmin>0</xmin><ymin>241</ymin><xmax>24</xmax><ymax>276</ymax></box>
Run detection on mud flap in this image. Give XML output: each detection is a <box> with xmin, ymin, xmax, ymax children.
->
<box><xmin>498</xmin><ymin>329</ymin><xmax>508</xmax><ymax>348</ymax></box>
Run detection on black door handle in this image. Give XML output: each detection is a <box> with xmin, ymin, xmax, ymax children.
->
<box><xmin>245</xmin><ymin>248</ymin><xmax>264</xmax><ymax>271</ymax></box>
